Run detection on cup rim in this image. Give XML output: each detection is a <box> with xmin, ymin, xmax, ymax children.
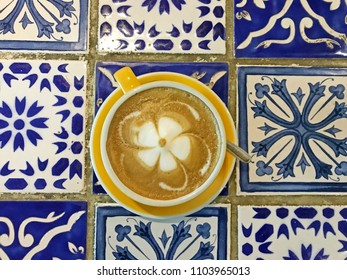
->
<box><xmin>100</xmin><ymin>80</ymin><xmax>227</xmax><ymax>207</ymax></box>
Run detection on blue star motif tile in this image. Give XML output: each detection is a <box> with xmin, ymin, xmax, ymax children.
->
<box><xmin>95</xmin><ymin>204</ymin><xmax>230</xmax><ymax>260</ymax></box>
<box><xmin>237</xmin><ymin>66</ymin><xmax>347</xmax><ymax>194</ymax></box>
<box><xmin>0</xmin><ymin>201</ymin><xmax>87</xmax><ymax>260</ymax></box>
<box><xmin>0</xmin><ymin>0</ymin><xmax>88</xmax><ymax>52</ymax></box>
<box><xmin>234</xmin><ymin>0</ymin><xmax>347</xmax><ymax>58</ymax></box>
<box><xmin>93</xmin><ymin>61</ymin><xmax>229</xmax><ymax>196</ymax></box>
<box><xmin>99</xmin><ymin>0</ymin><xmax>226</xmax><ymax>53</ymax></box>
<box><xmin>0</xmin><ymin>60</ymin><xmax>87</xmax><ymax>193</ymax></box>
<box><xmin>239</xmin><ymin>206</ymin><xmax>347</xmax><ymax>260</ymax></box>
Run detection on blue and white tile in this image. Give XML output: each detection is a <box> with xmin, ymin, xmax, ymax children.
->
<box><xmin>239</xmin><ymin>205</ymin><xmax>347</xmax><ymax>260</ymax></box>
<box><xmin>93</xmin><ymin>61</ymin><xmax>229</xmax><ymax>195</ymax></box>
<box><xmin>0</xmin><ymin>60</ymin><xmax>87</xmax><ymax>193</ymax></box>
<box><xmin>234</xmin><ymin>0</ymin><xmax>347</xmax><ymax>58</ymax></box>
<box><xmin>95</xmin><ymin>204</ymin><xmax>230</xmax><ymax>260</ymax></box>
<box><xmin>98</xmin><ymin>0</ymin><xmax>226</xmax><ymax>53</ymax></box>
<box><xmin>0</xmin><ymin>0</ymin><xmax>88</xmax><ymax>52</ymax></box>
<box><xmin>237</xmin><ymin>66</ymin><xmax>347</xmax><ymax>194</ymax></box>
<box><xmin>0</xmin><ymin>201</ymin><xmax>87</xmax><ymax>260</ymax></box>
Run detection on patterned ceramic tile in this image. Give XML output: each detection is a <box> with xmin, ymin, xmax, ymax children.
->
<box><xmin>93</xmin><ymin>61</ymin><xmax>229</xmax><ymax>195</ymax></box>
<box><xmin>0</xmin><ymin>201</ymin><xmax>87</xmax><ymax>260</ymax></box>
<box><xmin>237</xmin><ymin>66</ymin><xmax>347</xmax><ymax>194</ymax></box>
<box><xmin>95</xmin><ymin>204</ymin><xmax>230</xmax><ymax>260</ymax></box>
<box><xmin>238</xmin><ymin>205</ymin><xmax>347</xmax><ymax>260</ymax></box>
<box><xmin>0</xmin><ymin>60</ymin><xmax>87</xmax><ymax>193</ymax></box>
<box><xmin>98</xmin><ymin>0</ymin><xmax>226</xmax><ymax>53</ymax></box>
<box><xmin>0</xmin><ymin>0</ymin><xmax>88</xmax><ymax>52</ymax></box>
<box><xmin>234</xmin><ymin>0</ymin><xmax>347</xmax><ymax>58</ymax></box>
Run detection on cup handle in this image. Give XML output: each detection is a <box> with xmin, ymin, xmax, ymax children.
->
<box><xmin>114</xmin><ymin>67</ymin><xmax>141</xmax><ymax>94</ymax></box>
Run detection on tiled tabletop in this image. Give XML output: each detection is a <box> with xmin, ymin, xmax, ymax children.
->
<box><xmin>0</xmin><ymin>60</ymin><xmax>86</xmax><ymax>193</ymax></box>
<box><xmin>237</xmin><ymin>66</ymin><xmax>347</xmax><ymax>194</ymax></box>
<box><xmin>95</xmin><ymin>204</ymin><xmax>230</xmax><ymax>260</ymax></box>
<box><xmin>0</xmin><ymin>0</ymin><xmax>88</xmax><ymax>52</ymax></box>
<box><xmin>238</xmin><ymin>206</ymin><xmax>347</xmax><ymax>260</ymax></box>
<box><xmin>98</xmin><ymin>0</ymin><xmax>226</xmax><ymax>53</ymax></box>
<box><xmin>0</xmin><ymin>201</ymin><xmax>87</xmax><ymax>260</ymax></box>
<box><xmin>1</xmin><ymin>0</ymin><xmax>347</xmax><ymax>260</ymax></box>
<box><xmin>234</xmin><ymin>0</ymin><xmax>347</xmax><ymax>57</ymax></box>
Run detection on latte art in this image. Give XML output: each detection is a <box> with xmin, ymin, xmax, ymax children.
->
<box><xmin>136</xmin><ymin>117</ymin><xmax>191</xmax><ymax>174</ymax></box>
<box><xmin>106</xmin><ymin>87</ymin><xmax>221</xmax><ymax>200</ymax></box>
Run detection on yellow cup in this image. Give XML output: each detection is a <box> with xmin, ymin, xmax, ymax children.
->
<box><xmin>90</xmin><ymin>67</ymin><xmax>236</xmax><ymax>218</ymax></box>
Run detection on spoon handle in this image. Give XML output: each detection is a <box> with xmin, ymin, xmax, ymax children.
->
<box><xmin>226</xmin><ymin>141</ymin><xmax>252</xmax><ymax>163</ymax></box>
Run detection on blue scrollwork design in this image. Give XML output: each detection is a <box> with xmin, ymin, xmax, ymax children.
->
<box><xmin>251</xmin><ymin>77</ymin><xmax>347</xmax><ymax>181</ymax></box>
<box><xmin>111</xmin><ymin>219</ymin><xmax>215</xmax><ymax>260</ymax></box>
<box><xmin>0</xmin><ymin>0</ymin><xmax>78</xmax><ymax>40</ymax></box>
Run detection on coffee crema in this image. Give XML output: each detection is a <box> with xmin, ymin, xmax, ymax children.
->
<box><xmin>106</xmin><ymin>86</ymin><xmax>221</xmax><ymax>200</ymax></box>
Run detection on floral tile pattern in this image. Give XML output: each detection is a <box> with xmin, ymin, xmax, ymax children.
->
<box><xmin>234</xmin><ymin>0</ymin><xmax>347</xmax><ymax>58</ymax></box>
<box><xmin>93</xmin><ymin>61</ymin><xmax>229</xmax><ymax>195</ymax></box>
<box><xmin>0</xmin><ymin>0</ymin><xmax>88</xmax><ymax>52</ymax></box>
<box><xmin>0</xmin><ymin>60</ymin><xmax>87</xmax><ymax>193</ymax></box>
<box><xmin>237</xmin><ymin>66</ymin><xmax>347</xmax><ymax>194</ymax></box>
<box><xmin>238</xmin><ymin>205</ymin><xmax>347</xmax><ymax>260</ymax></box>
<box><xmin>98</xmin><ymin>0</ymin><xmax>226</xmax><ymax>53</ymax></box>
<box><xmin>0</xmin><ymin>201</ymin><xmax>87</xmax><ymax>260</ymax></box>
<box><xmin>95</xmin><ymin>204</ymin><xmax>230</xmax><ymax>260</ymax></box>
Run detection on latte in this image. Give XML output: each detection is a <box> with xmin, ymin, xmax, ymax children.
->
<box><xmin>106</xmin><ymin>86</ymin><xmax>222</xmax><ymax>200</ymax></box>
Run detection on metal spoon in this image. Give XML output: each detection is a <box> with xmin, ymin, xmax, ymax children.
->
<box><xmin>227</xmin><ymin>141</ymin><xmax>252</xmax><ymax>163</ymax></box>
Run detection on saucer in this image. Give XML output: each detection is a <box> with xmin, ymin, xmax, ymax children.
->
<box><xmin>90</xmin><ymin>71</ymin><xmax>236</xmax><ymax>219</ymax></box>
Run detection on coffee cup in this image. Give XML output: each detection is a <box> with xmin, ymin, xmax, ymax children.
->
<box><xmin>98</xmin><ymin>67</ymin><xmax>231</xmax><ymax>207</ymax></box>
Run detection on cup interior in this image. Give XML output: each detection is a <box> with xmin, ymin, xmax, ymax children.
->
<box><xmin>100</xmin><ymin>80</ymin><xmax>227</xmax><ymax>207</ymax></box>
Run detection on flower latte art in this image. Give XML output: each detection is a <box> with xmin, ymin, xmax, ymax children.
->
<box><xmin>106</xmin><ymin>87</ymin><xmax>221</xmax><ymax>200</ymax></box>
<box><xmin>135</xmin><ymin>116</ymin><xmax>196</xmax><ymax>190</ymax></box>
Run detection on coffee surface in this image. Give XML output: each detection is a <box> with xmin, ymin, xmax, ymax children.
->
<box><xmin>106</xmin><ymin>86</ymin><xmax>221</xmax><ymax>200</ymax></box>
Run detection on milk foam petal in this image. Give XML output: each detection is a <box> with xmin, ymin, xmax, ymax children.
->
<box><xmin>137</xmin><ymin>121</ymin><xmax>159</xmax><ymax>147</ymax></box>
<box><xmin>120</xmin><ymin>150</ymin><xmax>157</xmax><ymax>189</ymax></box>
<box><xmin>158</xmin><ymin>160</ymin><xmax>187</xmax><ymax>192</ymax></box>
<box><xmin>138</xmin><ymin>148</ymin><xmax>160</xmax><ymax>168</ymax></box>
<box><xmin>158</xmin><ymin>117</ymin><xmax>183</xmax><ymax>142</ymax></box>
<box><xmin>180</xmin><ymin>133</ymin><xmax>215</xmax><ymax>175</ymax></box>
<box><xmin>159</xmin><ymin>161</ymin><xmax>188</xmax><ymax>192</ymax></box>
<box><xmin>169</xmin><ymin>136</ymin><xmax>190</xmax><ymax>161</ymax></box>
<box><xmin>159</xmin><ymin>149</ymin><xmax>177</xmax><ymax>172</ymax></box>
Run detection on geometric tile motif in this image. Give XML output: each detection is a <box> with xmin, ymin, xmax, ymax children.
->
<box><xmin>0</xmin><ymin>60</ymin><xmax>87</xmax><ymax>193</ymax></box>
<box><xmin>0</xmin><ymin>201</ymin><xmax>87</xmax><ymax>260</ymax></box>
<box><xmin>234</xmin><ymin>1</ymin><xmax>347</xmax><ymax>58</ymax></box>
<box><xmin>237</xmin><ymin>66</ymin><xmax>347</xmax><ymax>193</ymax></box>
<box><xmin>98</xmin><ymin>0</ymin><xmax>226</xmax><ymax>53</ymax></box>
<box><xmin>0</xmin><ymin>0</ymin><xmax>88</xmax><ymax>52</ymax></box>
<box><xmin>95</xmin><ymin>204</ymin><xmax>230</xmax><ymax>260</ymax></box>
<box><xmin>238</xmin><ymin>206</ymin><xmax>347</xmax><ymax>260</ymax></box>
<box><xmin>93</xmin><ymin>61</ymin><xmax>229</xmax><ymax>195</ymax></box>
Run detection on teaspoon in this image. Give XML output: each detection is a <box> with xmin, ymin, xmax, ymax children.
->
<box><xmin>226</xmin><ymin>141</ymin><xmax>252</xmax><ymax>163</ymax></box>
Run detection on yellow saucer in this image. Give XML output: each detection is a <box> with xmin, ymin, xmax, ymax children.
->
<box><xmin>90</xmin><ymin>72</ymin><xmax>236</xmax><ymax>219</ymax></box>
